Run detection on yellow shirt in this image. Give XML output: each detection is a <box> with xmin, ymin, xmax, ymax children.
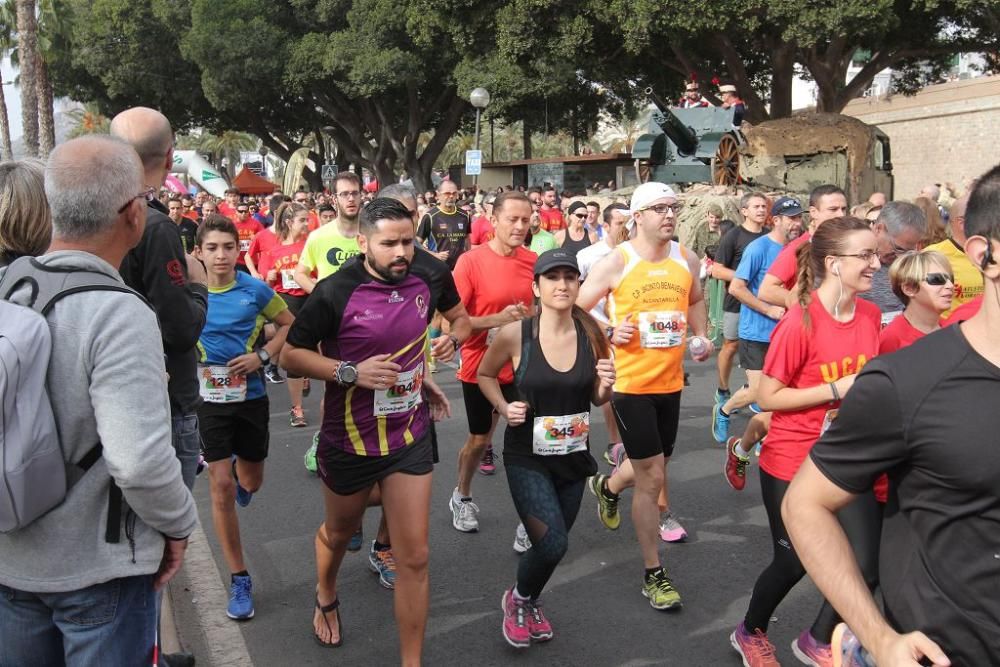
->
<box><xmin>301</xmin><ymin>223</ymin><xmax>361</xmax><ymax>281</ymax></box>
<box><xmin>608</xmin><ymin>241</ymin><xmax>692</xmax><ymax>394</ymax></box>
<box><xmin>925</xmin><ymin>239</ymin><xmax>984</xmax><ymax>317</ymax></box>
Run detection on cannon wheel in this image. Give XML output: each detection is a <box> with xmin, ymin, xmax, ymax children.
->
<box><xmin>711</xmin><ymin>134</ymin><xmax>741</xmax><ymax>186</ymax></box>
<box><xmin>634</xmin><ymin>159</ymin><xmax>651</xmax><ymax>184</ymax></box>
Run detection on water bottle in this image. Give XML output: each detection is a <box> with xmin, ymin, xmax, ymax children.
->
<box><xmin>688</xmin><ymin>336</ymin><xmax>707</xmax><ymax>359</ymax></box>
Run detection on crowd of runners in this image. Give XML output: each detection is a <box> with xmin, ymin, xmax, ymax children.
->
<box><xmin>0</xmin><ymin>105</ymin><xmax>996</xmax><ymax>667</ymax></box>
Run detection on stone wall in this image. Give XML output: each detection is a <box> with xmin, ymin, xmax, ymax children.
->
<box><xmin>843</xmin><ymin>75</ymin><xmax>1000</xmax><ymax>200</ymax></box>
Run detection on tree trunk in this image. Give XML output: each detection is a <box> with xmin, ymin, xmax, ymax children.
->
<box><xmin>404</xmin><ymin>153</ymin><xmax>433</xmax><ymax>194</ymax></box>
<box><xmin>768</xmin><ymin>45</ymin><xmax>796</xmax><ymax>119</ymax></box>
<box><xmin>15</xmin><ymin>0</ymin><xmax>39</xmax><ymax>157</ymax></box>
<box><xmin>522</xmin><ymin>121</ymin><xmax>532</xmax><ymax>159</ymax></box>
<box><xmin>0</xmin><ymin>83</ymin><xmax>13</xmax><ymax>161</ymax></box>
<box><xmin>36</xmin><ymin>54</ymin><xmax>54</xmax><ymax>156</ymax></box>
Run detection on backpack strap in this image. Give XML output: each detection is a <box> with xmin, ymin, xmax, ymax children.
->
<box><xmin>76</xmin><ymin>443</ymin><xmax>121</xmax><ymax>544</ymax></box>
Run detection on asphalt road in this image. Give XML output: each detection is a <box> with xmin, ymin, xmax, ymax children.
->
<box><xmin>174</xmin><ymin>357</ymin><xmax>827</xmax><ymax>666</ymax></box>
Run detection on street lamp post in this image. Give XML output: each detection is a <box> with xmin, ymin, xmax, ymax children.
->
<box><xmin>259</xmin><ymin>146</ymin><xmax>269</xmax><ymax>179</ymax></box>
<box><xmin>470</xmin><ymin>87</ymin><xmax>490</xmax><ymax>188</ymax></box>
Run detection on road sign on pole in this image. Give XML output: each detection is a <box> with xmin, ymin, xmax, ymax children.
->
<box><xmin>321</xmin><ymin>164</ymin><xmax>339</xmax><ymax>180</ymax></box>
<box><xmin>465</xmin><ymin>150</ymin><xmax>482</xmax><ymax>176</ymax></box>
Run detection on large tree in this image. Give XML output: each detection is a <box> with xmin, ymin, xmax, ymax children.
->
<box><xmin>14</xmin><ymin>0</ymin><xmax>37</xmax><ymax>155</ymax></box>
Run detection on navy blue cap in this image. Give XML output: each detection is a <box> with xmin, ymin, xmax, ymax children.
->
<box><xmin>534</xmin><ymin>248</ymin><xmax>579</xmax><ymax>276</ymax></box>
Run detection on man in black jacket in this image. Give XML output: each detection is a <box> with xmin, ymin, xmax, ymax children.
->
<box><xmin>112</xmin><ymin>107</ymin><xmax>208</xmax><ymax>490</ymax></box>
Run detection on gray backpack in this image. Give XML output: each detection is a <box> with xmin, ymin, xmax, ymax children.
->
<box><xmin>0</xmin><ymin>257</ymin><xmax>142</xmax><ymax>533</ymax></box>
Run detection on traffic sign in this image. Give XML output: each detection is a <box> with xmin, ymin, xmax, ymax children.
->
<box><xmin>465</xmin><ymin>150</ymin><xmax>482</xmax><ymax>176</ymax></box>
<box><xmin>322</xmin><ymin>164</ymin><xmax>339</xmax><ymax>179</ymax></box>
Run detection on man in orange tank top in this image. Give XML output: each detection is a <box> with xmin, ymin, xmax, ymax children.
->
<box><xmin>578</xmin><ymin>182</ymin><xmax>713</xmax><ymax>610</ymax></box>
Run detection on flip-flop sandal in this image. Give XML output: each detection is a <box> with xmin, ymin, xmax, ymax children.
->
<box><xmin>314</xmin><ymin>595</ymin><xmax>342</xmax><ymax>648</ymax></box>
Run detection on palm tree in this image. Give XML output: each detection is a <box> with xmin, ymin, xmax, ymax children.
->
<box><xmin>65</xmin><ymin>103</ymin><xmax>109</xmax><ymax>138</ymax></box>
<box><xmin>594</xmin><ymin>107</ymin><xmax>653</xmax><ymax>154</ymax></box>
<box><xmin>35</xmin><ymin>0</ymin><xmax>67</xmax><ymax>156</ymax></box>
<box><xmin>0</xmin><ymin>2</ymin><xmax>15</xmax><ymax>159</ymax></box>
<box><xmin>191</xmin><ymin>131</ymin><xmax>259</xmax><ymax>179</ymax></box>
<box><xmin>14</xmin><ymin>0</ymin><xmax>37</xmax><ymax>157</ymax></box>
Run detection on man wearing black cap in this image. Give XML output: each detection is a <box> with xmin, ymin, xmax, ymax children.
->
<box><xmin>554</xmin><ymin>202</ymin><xmax>597</xmax><ymax>255</ymax></box>
<box><xmin>721</xmin><ymin>197</ymin><xmax>803</xmax><ymax>491</ymax></box>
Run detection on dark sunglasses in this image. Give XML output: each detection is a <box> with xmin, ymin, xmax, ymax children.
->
<box><xmin>924</xmin><ymin>272</ymin><xmax>953</xmax><ymax>286</ymax></box>
<box><xmin>573</xmin><ymin>213</ymin><xmax>588</xmax><ymax>219</ymax></box>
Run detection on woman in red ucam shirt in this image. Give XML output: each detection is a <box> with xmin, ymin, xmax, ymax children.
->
<box><xmin>730</xmin><ymin>217</ymin><xmax>883</xmax><ymax>667</ymax></box>
<box><xmin>261</xmin><ymin>201</ymin><xmax>311</xmax><ymax>427</ymax></box>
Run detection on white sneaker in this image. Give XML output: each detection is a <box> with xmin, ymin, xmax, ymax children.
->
<box><xmin>512</xmin><ymin>523</ymin><xmax>531</xmax><ymax>553</ymax></box>
<box><xmin>449</xmin><ymin>491</ymin><xmax>480</xmax><ymax>532</ymax></box>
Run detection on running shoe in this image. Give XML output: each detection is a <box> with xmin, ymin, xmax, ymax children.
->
<box><xmin>659</xmin><ymin>512</ymin><xmax>687</xmax><ymax>542</ymax></box>
<box><xmin>730</xmin><ymin>622</ymin><xmax>780</xmax><ymax>667</ymax></box>
<box><xmin>749</xmin><ymin>402</ymin><xmax>762</xmax><ymax>414</ymax></box>
<box><xmin>714</xmin><ymin>388</ymin><xmax>732</xmax><ymax>405</ymax></box>
<box><xmin>290</xmin><ymin>406</ymin><xmax>307</xmax><ymax>428</ymax></box>
<box><xmin>609</xmin><ymin>443</ymin><xmax>627</xmax><ymax>476</ymax></box>
<box><xmin>602</xmin><ymin>443</ymin><xmax>617</xmax><ymax>466</ymax></box>
<box><xmin>368</xmin><ymin>542</ymin><xmax>397</xmax><ymax>590</ymax></box>
<box><xmin>347</xmin><ymin>526</ymin><xmax>363</xmax><ymax>552</ymax></box>
<box><xmin>792</xmin><ymin>630</ymin><xmax>834</xmax><ymax>666</ymax></box>
<box><xmin>641</xmin><ymin>568</ymin><xmax>682</xmax><ymax>610</ymax></box>
<box><xmin>712</xmin><ymin>402</ymin><xmax>730</xmax><ymax>443</ymax></box>
<box><xmin>513</xmin><ymin>523</ymin><xmax>532</xmax><ymax>554</ymax></box>
<box><xmin>264</xmin><ymin>365</ymin><xmax>285</xmax><ymax>384</ymax></box>
<box><xmin>449</xmin><ymin>492</ymin><xmax>480</xmax><ymax>532</ymax></box>
<box><xmin>588</xmin><ymin>474</ymin><xmax>620</xmax><ymax>530</ymax></box>
<box><xmin>232</xmin><ymin>456</ymin><xmax>253</xmax><ymax>507</ymax></box>
<box><xmin>500</xmin><ymin>588</ymin><xmax>531</xmax><ymax>648</ymax></box>
<box><xmin>725</xmin><ymin>437</ymin><xmax>750</xmax><ymax>491</ymax></box>
<box><xmin>479</xmin><ymin>446</ymin><xmax>496</xmax><ymax>475</ymax></box>
<box><xmin>304</xmin><ymin>432</ymin><xmax>319</xmax><ymax>473</ymax></box>
<box><xmin>832</xmin><ymin>624</ymin><xmax>875</xmax><ymax>667</ymax></box>
<box><xmin>526</xmin><ymin>599</ymin><xmax>553</xmax><ymax>641</ymax></box>
<box><xmin>302</xmin><ymin>378</ymin><xmax>311</xmax><ymax>397</ymax></box>
<box><xmin>226</xmin><ymin>574</ymin><xmax>254</xmax><ymax>620</ymax></box>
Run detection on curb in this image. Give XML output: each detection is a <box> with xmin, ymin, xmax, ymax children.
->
<box><xmin>170</xmin><ymin>521</ymin><xmax>254</xmax><ymax>667</ymax></box>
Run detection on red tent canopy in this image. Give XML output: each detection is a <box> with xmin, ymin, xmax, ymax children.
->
<box><xmin>232</xmin><ymin>167</ymin><xmax>276</xmax><ymax>195</ymax></box>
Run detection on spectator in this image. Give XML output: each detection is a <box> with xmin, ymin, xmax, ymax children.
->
<box><xmin>718</xmin><ymin>84</ymin><xmax>746</xmax><ymax>126</ymax></box>
<box><xmin>0</xmin><ymin>135</ymin><xmax>198</xmax><ymax>665</ymax></box>
<box><xmin>0</xmin><ymin>158</ymin><xmax>50</xmax><ymax>267</ymax></box>
<box><xmin>913</xmin><ymin>196</ymin><xmax>948</xmax><ymax>245</ymax></box>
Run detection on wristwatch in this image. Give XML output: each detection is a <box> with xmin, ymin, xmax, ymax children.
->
<box><xmin>605</xmin><ymin>326</ymin><xmax>615</xmax><ymax>341</ymax></box>
<box><xmin>256</xmin><ymin>348</ymin><xmax>271</xmax><ymax>365</ymax></box>
<box><xmin>334</xmin><ymin>361</ymin><xmax>359</xmax><ymax>387</ymax></box>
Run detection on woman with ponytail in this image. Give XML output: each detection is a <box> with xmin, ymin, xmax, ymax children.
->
<box><xmin>731</xmin><ymin>217</ymin><xmax>883</xmax><ymax>667</ymax></box>
<box><xmin>260</xmin><ymin>201</ymin><xmax>311</xmax><ymax>426</ymax></box>
<box><xmin>478</xmin><ymin>248</ymin><xmax>616</xmax><ymax>649</ymax></box>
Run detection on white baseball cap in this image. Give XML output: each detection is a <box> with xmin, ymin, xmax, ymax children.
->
<box><xmin>629</xmin><ymin>182</ymin><xmax>677</xmax><ymax>216</ymax></box>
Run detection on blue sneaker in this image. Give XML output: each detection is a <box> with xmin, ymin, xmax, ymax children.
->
<box><xmin>832</xmin><ymin>623</ymin><xmax>875</xmax><ymax>667</ymax></box>
<box><xmin>232</xmin><ymin>457</ymin><xmax>253</xmax><ymax>507</ymax></box>
<box><xmin>368</xmin><ymin>542</ymin><xmax>397</xmax><ymax>589</ymax></box>
<box><xmin>711</xmin><ymin>402</ymin><xmax>730</xmax><ymax>443</ymax></box>
<box><xmin>226</xmin><ymin>574</ymin><xmax>254</xmax><ymax>620</ymax></box>
<box><xmin>749</xmin><ymin>402</ymin><xmax>762</xmax><ymax>414</ymax></box>
<box><xmin>347</xmin><ymin>527</ymin><xmax>363</xmax><ymax>552</ymax></box>
<box><xmin>713</xmin><ymin>388</ymin><xmax>731</xmax><ymax>404</ymax></box>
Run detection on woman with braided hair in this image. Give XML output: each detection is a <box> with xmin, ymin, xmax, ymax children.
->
<box><xmin>730</xmin><ymin>217</ymin><xmax>884</xmax><ymax>667</ymax></box>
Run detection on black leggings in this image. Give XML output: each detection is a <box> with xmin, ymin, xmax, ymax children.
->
<box><xmin>505</xmin><ymin>464</ymin><xmax>585</xmax><ymax>600</ymax></box>
<box><xmin>745</xmin><ymin>469</ymin><xmax>882</xmax><ymax>641</ymax></box>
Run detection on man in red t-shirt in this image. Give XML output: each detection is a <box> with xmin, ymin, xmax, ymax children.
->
<box><xmin>469</xmin><ymin>194</ymin><xmax>496</xmax><ymax>246</ymax></box>
<box><xmin>759</xmin><ymin>184</ymin><xmax>848</xmax><ymax>308</ymax></box>
<box><xmin>539</xmin><ymin>185</ymin><xmax>565</xmax><ymax>232</ymax></box>
<box><xmin>217</xmin><ymin>187</ymin><xmax>241</xmax><ymax>220</ymax></box>
<box><xmin>232</xmin><ymin>203</ymin><xmax>264</xmax><ymax>273</ymax></box>
<box><xmin>448</xmin><ymin>191</ymin><xmax>536</xmax><ymax>534</ymax></box>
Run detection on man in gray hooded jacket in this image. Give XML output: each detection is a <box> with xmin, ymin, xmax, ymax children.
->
<box><xmin>0</xmin><ymin>135</ymin><xmax>198</xmax><ymax>666</ymax></box>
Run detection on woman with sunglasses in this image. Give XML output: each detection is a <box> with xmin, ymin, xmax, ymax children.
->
<box><xmin>554</xmin><ymin>202</ymin><xmax>598</xmax><ymax>255</ymax></box>
<box><xmin>879</xmin><ymin>250</ymin><xmax>954</xmax><ymax>354</ymax></box>
<box><xmin>478</xmin><ymin>248</ymin><xmax>615</xmax><ymax>649</ymax></box>
<box><xmin>731</xmin><ymin>217</ymin><xmax>884</xmax><ymax>667</ymax></box>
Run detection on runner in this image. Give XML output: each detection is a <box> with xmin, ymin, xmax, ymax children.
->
<box><xmin>280</xmin><ymin>198</ymin><xmax>451</xmax><ymax>664</ymax></box>
<box><xmin>233</xmin><ymin>202</ymin><xmax>265</xmax><ymax>274</ymax></box>
<box><xmin>194</xmin><ymin>214</ymin><xmax>293</xmax><ymax>621</ymax></box>
<box><xmin>539</xmin><ymin>185</ymin><xmax>565</xmax><ymax>232</ymax></box>
<box><xmin>528</xmin><ymin>209</ymin><xmax>558</xmax><ymax>254</ymax></box>
<box><xmin>729</xmin><ymin>217</ymin><xmax>882</xmax><ymax>667</ymax></box>
<box><xmin>720</xmin><ymin>197</ymin><xmax>804</xmax><ymax>490</ymax></box>
<box><xmin>449</xmin><ymin>190</ymin><xmax>537</xmax><ymax>533</ymax></box>
<box><xmin>293</xmin><ymin>171</ymin><xmax>363</xmax><ymax>292</ymax></box>
<box><xmin>554</xmin><ymin>202</ymin><xmax>597</xmax><ymax>255</ymax></box>
<box><xmin>578</xmin><ymin>181</ymin><xmax>713</xmax><ymax>609</ymax></box>
<box><xmin>478</xmin><ymin>248</ymin><xmax>616</xmax><ymax>648</ymax></box>
<box><xmin>259</xmin><ymin>201</ymin><xmax>312</xmax><ymax>427</ymax></box>
<box><xmin>577</xmin><ymin>203</ymin><xmax>630</xmax><ymax>464</ymax></box>
<box><xmin>784</xmin><ymin>167</ymin><xmax>1000</xmax><ymax>667</ymax></box>
<box><xmin>711</xmin><ymin>192</ymin><xmax>768</xmax><ymax>408</ymax></box>
<box><xmin>244</xmin><ymin>214</ymin><xmax>280</xmax><ymax>279</ymax></box>
<box><xmin>416</xmin><ymin>178</ymin><xmax>471</xmax><ymax>270</ymax></box>
<box><xmin>167</xmin><ymin>196</ymin><xmax>198</xmax><ymax>254</ymax></box>
<box><xmin>923</xmin><ymin>193</ymin><xmax>983</xmax><ymax>317</ymax></box>
<box><xmin>879</xmin><ymin>250</ymin><xmax>954</xmax><ymax>354</ymax></box>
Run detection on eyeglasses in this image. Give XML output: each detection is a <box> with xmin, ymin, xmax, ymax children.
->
<box><xmin>117</xmin><ymin>188</ymin><xmax>153</xmax><ymax>214</ymax></box>
<box><xmin>573</xmin><ymin>213</ymin><xmax>588</xmax><ymax>219</ymax></box>
<box><xmin>924</xmin><ymin>272</ymin><xmax>954</xmax><ymax>286</ymax></box>
<box><xmin>640</xmin><ymin>203</ymin><xmax>682</xmax><ymax>215</ymax></box>
<box><xmin>834</xmin><ymin>250</ymin><xmax>879</xmax><ymax>263</ymax></box>
<box><xmin>337</xmin><ymin>191</ymin><xmax>361</xmax><ymax>199</ymax></box>
<box><xmin>237</xmin><ymin>209</ymin><xmax>248</xmax><ymax>214</ymax></box>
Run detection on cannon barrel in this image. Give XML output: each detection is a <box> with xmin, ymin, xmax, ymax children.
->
<box><xmin>644</xmin><ymin>86</ymin><xmax>698</xmax><ymax>157</ymax></box>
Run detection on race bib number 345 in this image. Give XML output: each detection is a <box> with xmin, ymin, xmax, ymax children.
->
<box><xmin>638</xmin><ymin>311</ymin><xmax>686</xmax><ymax>348</ymax></box>
<box><xmin>199</xmin><ymin>365</ymin><xmax>247</xmax><ymax>403</ymax></box>
<box><xmin>532</xmin><ymin>412</ymin><xmax>590</xmax><ymax>456</ymax></box>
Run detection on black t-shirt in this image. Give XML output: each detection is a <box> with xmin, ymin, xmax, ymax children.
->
<box><xmin>417</xmin><ymin>206</ymin><xmax>471</xmax><ymax>271</ymax></box>
<box><xmin>337</xmin><ymin>247</ymin><xmax>460</xmax><ymax>318</ymax></box>
<box><xmin>810</xmin><ymin>325</ymin><xmax>1000</xmax><ymax>665</ymax></box>
<box><xmin>176</xmin><ymin>219</ymin><xmax>199</xmax><ymax>255</ymax></box>
<box><xmin>715</xmin><ymin>224</ymin><xmax>767</xmax><ymax>312</ymax></box>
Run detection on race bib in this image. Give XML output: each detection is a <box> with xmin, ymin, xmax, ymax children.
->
<box><xmin>373</xmin><ymin>362</ymin><xmax>424</xmax><ymax>416</ymax></box>
<box><xmin>880</xmin><ymin>310</ymin><xmax>902</xmax><ymax>328</ymax></box>
<box><xmin>638</xmin><ymin>311</ymin><xmax>687</xmax><ymax>348</ymax></box>
<box><xmin>198</xmin><ymin>365</ymin><xmax>247</xmax><ymax>403</ymax></box>
<box><xmin>532</xmin><ymin>412</ymin><xmax>590</xmax><ymax>456</ymax></box>
<box><xmin>281</xmin><ymin>269</ymin><xmax>301</xmax><ymax>291</ymax></box>
<box><xmin>239</xmin><ymin>239</ymin><xmax>251</xmax><ymax>252</ymax></box>
<box><xmin>820</xmin><ymin>408</ymin><xmax>839</xmax><ymax>436</ymax></box>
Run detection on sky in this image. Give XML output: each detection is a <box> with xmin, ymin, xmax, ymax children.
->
<box><xmin>2</xmin><ymin>58</ymin><xmax>23</xmax><ymax>140</ymax></box>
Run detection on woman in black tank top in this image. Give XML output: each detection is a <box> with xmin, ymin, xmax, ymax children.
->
<box><xmin>555</xmin><ymin>202</ymin><xmax>596</xmax><ymax>256</ymax></box>
<box><xmin>478</xmin><ymin>248</ymin><xmax>616</xmax><ymax>649</ymax></box>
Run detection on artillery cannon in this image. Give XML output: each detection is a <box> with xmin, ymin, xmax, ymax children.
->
<box><xmin>631</xmin><ymin>87</ymin><xmax>743</xmax><ymax>186</ymax></box>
